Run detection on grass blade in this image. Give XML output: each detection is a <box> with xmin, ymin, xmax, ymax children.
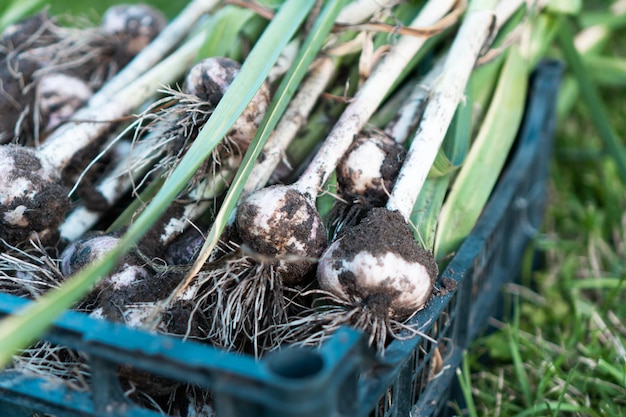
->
<box><xmin>0</xmin><ymin>0</ymin><xmax>315</xmax><ymax>369</ymax></box>
<box><xmin>0</xmin><ymin>0</ymin><xmax>44</xmax><ymax>33</ymax></box>
<box><xmin>509</xmin><ymin>297</ymin><xmax>533</xmax><ymax>408</ymax></box>
<box><xmin>456</xmin><ymin>352</ymin><xmax>479</xmax><ymax>417</ymax></box>
<box><xmin>584</xmin><ymin>55</ymin><xmax>626</xmax><ymax>86</ymax></box>
<box><xmin>198</xmin><ymin>4</ymin><xmax>256</xmax><ymax>59</ymax></box>
<box><xmin>556</xmin><ymin>16</ymin><xmax>626</xmax><ymax>184</ymax></box>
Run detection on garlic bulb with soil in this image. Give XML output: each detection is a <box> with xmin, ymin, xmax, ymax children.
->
<box><xmin>174</xmin><ymin>0</ymin><xmax>456</xmax><ymax>356</ymax></box>
<box><xmin>136</xmin><ymin>56</ymin><xmax>269</xmax><ymax>191</ymax></box>
<box><xmin>181</xmin><ymin>56</ymin><xmax>270</xmax><ymax>159</ymax></box>
<box><xmin>36</xmin><ymin>73</ymin><xmax>93</xmax><ymax>133</ymax></box>
<box><xmin>60</xmin><ymin>232</ymin><xmax>186</xmax><ymax>396</ymax></box>
<box><xmin>235</xmin><ymin>185</ymin><xmax>328</xmax><ymax>283</ymax></box>
<box><xmin>100</xmin><ymin>4</ymin><xmax>167</xmax><ymax>64</ymax></box>
<box><xmin>305</xmin><ymin>1</ymin><xmax>497</xmax><ymax>352</ymax></box>
<box><xmin>0</xmin><ymin>13</ymin><xmax>57</xmax><ymax>55</ymax></box>
<box><xmin>336</xmin><ymin>131</ymin><xmax>405</xmax><ymax>207</ymax></box>
<box><xmin>0</xmin><ymin>24</ymin><xmax>210</xmax><ymax>246</ymax></box>
<box><xmin>329</xmin><ymin>130</ymin><xmax>406</xmax><ymax>238</ymax></box>
<box><xmin>317</xmin><ymin>208</ymin><xmax>437</xmax><ymax>320</ymax></box>
<box><xmin>0</xmin><ymin>145</ymin><xmax>70</xmax><ymax>244</ymax></box>
<box><xmin>58</xmin><ymin>56</ymin><xmax>272</xmax><ymax>243</ymax></box>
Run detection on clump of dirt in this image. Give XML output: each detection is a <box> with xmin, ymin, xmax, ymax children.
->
<box><xmin>0</xmin><ymin>145</ymin><xmax>70</xmax><ymax>245</ymax></box>
<box><xmin>334</xmin><ymin>208</ymin><xmax>437</xmax><ymax>271</ymax></box>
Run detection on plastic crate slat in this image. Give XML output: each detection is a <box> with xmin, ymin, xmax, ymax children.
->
<box><xmin>0</xmin><ymin>370</ymin><xmax>162</xmax><ymax>417</ymax></box>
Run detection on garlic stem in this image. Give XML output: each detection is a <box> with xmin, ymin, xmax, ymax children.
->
<box><xmin>387</xmin><ymin>2</ymin><xmax>497</xmax><ymax>219</ymax></box>
<box><xmin>336</xmin><ymin>0</ymin><xmax>398</xmax><ymax>25</ymax></box>
<box><xmin>241</xmin><ymin>56</ymin><xmax>336</xmax><ymax>196</ymax></box>
<box><xmin>384</xmin><ymin>55</ymin><xmax>446</xmax><ymax>145</ymax></box>
<box><xmin>294</xmin><ymin>0</ymin><xmax>457</xmax><ymax>197</ymax></box>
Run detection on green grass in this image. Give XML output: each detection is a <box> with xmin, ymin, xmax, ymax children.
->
<box><xmin>457</xmin><ymin>9</ymin><xmax>626</xmax><ymax>415</ymax></box>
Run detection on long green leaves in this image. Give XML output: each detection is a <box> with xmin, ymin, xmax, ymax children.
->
<box><xmin>0</xmin><ymin>0</ymin><xmax>44</xmax><ymax>33</ymax></box>
<box><xmin>0</xmin><ymin>0</ymin><xmax>315</xmax><ymax>369</ymax></box>
<box><xmin>435</xmin><ymin>45</ymin><xmax>528</xmax><ymax>261</ymax></box>
<box><xmin>197</xmin><ymin>5</ymin><xmax>257</xmax><ymax>60</ymax></box>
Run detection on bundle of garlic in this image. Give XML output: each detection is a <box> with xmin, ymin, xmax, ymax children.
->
<box><xmin>0</xmin><ymin>0</ymin><xmax>339</xmax><ymax>412</ymax></box>
<box><xmin>0</xmin><ymin>1</ymin><xmax>222</xmax><ymax>248</ymax></box>
<box><xmin>278</xmin><ymin>0</ymin><xmax>547</xmax><ymax>354</ymax></box>
<box><xmin>148</xmin><ymin>0</ymin><xmax>465</xmax><ymax>358</ymax></box>
<box><xmin>0</xmin><ymin>2</ymin><xmax>554</xmax><ymax>413</ymax></box>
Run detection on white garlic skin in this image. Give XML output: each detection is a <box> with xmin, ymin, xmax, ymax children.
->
<box><xmin>339</xmin><ymin>137</ymin><xmax>387</xmax><ymax>194</ymax></box>
<box><xmin>183</xmin><ymin>57</ymin><xmax>270</xmax><ymax>151</ymax></box>
<box><xmin>37</xmin><ymin>73</ymin><xmax>93</xmax><ymax>132</ymax></box>
<box><xmin>318</xmin><ymin>239</ymin><xmax>433</xmax><ymax>318</ymax></box>
<box><xmin>235</xmin><ymin>185</ymin><xmax>327</xmax><ymax>284</ymax></box>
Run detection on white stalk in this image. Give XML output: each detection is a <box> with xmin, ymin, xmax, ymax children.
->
<box><xmin>384</xmin><ymin>55</ymin><xmax>446</xmax><ymax>145</ymax></box>
<box><xmin>314</xmin><ymin>3</ymin><xmax>498</xmax><ymax>338</ymax></box>
<box><xmin>493</xmin><ymin>0</ymin><xmax>548</xmax><ymax>27</ymax></box>
<box><xmin>38</xmin><ymin>31</ymin><xmax>205</xmax><ymax>171</ymax></box>
<box><xmin>58</xmin><ymin>140</ymin><xmax>135</xmax><ymax>241</ymax></box>
<box><xmin>293</xmin><ymin>0</ymin><xmax>456</xmax><ymax>197</ymax></box>
<box><xmin>336</xmin><ymin>0</ymin><xmax>399</xmax><ymax>25</ymax></box>
<box><xmin>241</xmin><ymin>56</ymin><xmax>336</xmax><ymax>196</ymax></box>
<box><xmin>240</xmin><ymin>0</ymin><xmax>414</xmax><ymax>197</ymax></box>
<box><xmin>387</xmin><ymin>1</ymin><xmax>498</xmax><ymax>219</ymax></box>
<box><xmin>89</xmin><ymin>0</ymin><xmax>221</xmax><ymax>107</ymax></box>
<box><xmin>58</xmin><ymin>134</ymin><xmax>160</xmax><ymax>241</ymax></box>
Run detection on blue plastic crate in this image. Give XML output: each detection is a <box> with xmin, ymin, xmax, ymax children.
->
<box><xmin>0</xmin><ymin>59</ymin><xmax>563</xmax><ymax>417</ymax></box>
